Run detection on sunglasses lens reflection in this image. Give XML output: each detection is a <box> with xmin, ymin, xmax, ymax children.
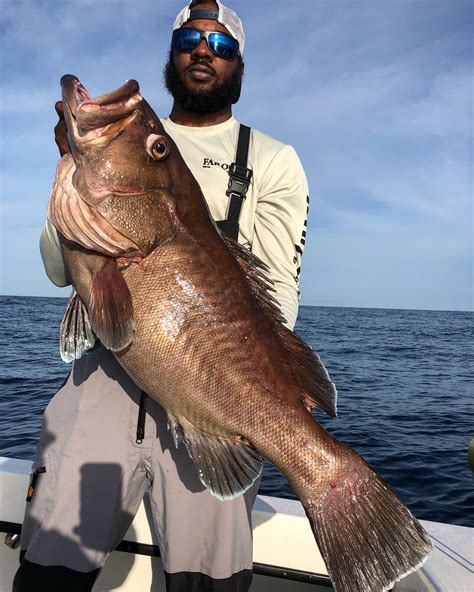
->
<box><xmin>173</xmin><ymin>29</ymin><xmax>239</xmax><ymax>58</ymax></box>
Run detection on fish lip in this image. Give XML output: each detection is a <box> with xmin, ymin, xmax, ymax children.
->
<box><xmin>79</xmin><ymin>79</ymin><xmax>140</xmax><ymax>111</ymax></box>
<box><xmin>60</xmin><ymin>75</ymin><xmax>141</xmax><ymax>128</ymax></box>
<box><xmin>60</xmin><ymin>74</ymin><xmax>91</xmax><ymax>117</ymax></box>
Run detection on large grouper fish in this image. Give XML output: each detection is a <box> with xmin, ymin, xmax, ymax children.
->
<box><xmin>47</xmin><ymin>75</ymin><xmax>432</xmax><ymax>592</ymax></box>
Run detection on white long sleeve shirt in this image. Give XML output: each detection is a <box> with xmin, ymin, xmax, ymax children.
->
<box><xmin>40</xmin><ymin>116</ymin><xmax>309</xmax><ymax>329</ymax></box>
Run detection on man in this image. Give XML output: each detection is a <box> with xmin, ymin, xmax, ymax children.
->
<box><xmin>14</xmin><ymin>1</ymin><xmax>309</xmax><ymax>590</ymax></box>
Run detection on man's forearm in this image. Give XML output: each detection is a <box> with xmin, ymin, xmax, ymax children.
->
<box><xmin>39</xmin><ymin>220</ymin><xmax>70</xmax><ymax>287</ymax></box>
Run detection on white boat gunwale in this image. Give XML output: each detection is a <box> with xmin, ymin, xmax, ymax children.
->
<box><xmin>1</xmin><ymin>456</ymin><xmax>472</xmax><ymax>592</ymax></box>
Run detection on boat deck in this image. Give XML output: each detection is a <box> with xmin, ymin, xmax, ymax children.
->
<box><xmin>1</xmin><ymin>457</ymin><xmax>472</xmax><ymax>591</ymax></box>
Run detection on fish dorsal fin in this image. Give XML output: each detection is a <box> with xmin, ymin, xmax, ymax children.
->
<box><xmin>170</xmin><ymin>415</ymin><xmax>262</xmax><ymax>500</ymax></box>
<box><xmin>60</xmin><ymin>290</ymin><xmax>96</xmax><ymax>362</ymax></box>
<box><xmin>222</xmin><ymin>235</ymin><xmax>337</xmax><ymax>418</ymax></box>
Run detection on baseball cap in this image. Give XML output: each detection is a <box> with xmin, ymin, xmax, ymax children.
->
<box><xmin>173</xmin><ymin>1</ymin><xmax>245</xmax><ymax>54</ymax></box>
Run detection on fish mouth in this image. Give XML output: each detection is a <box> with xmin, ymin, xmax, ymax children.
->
<box><xmin>61</xmin><ymin>75</ymin><xmax>142</xmax><ymax>131</ymax></box>
<box><xmin>59</xmin><ymin>76</ymin><xmax>146</xmax><ymax>201</ymax></box>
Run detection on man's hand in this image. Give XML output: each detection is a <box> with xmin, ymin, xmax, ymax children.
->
<box><xmin>54</xmin><ymin>101</ymin><xmax>71</xmax><ymax>156</ymax></box>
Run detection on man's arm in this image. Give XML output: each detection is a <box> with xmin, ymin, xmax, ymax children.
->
<box><xmin>40</xmin><ymin>101</ymin><xmax>71</xmax><ymax>288</ymax></box>
<box><xmin>39</xmin><ymin>220</ymin><xmax>70</xmax><ymax>287</ymax></box>
<box><xmin>251</xmin><ymin>145</ymin><xmax>309</xmax><ymax>330</ymax></box>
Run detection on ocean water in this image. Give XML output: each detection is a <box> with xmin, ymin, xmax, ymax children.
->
<box><xmin>0</xmin><ymin>295</ymin><xmax>472</xmax><ymax>527</ymax></box>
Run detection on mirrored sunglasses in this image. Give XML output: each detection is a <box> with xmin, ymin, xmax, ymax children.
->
<box><xmin>172</xmin><ymin>28</ymin><xmax>240</xmax><ymax>59</ymax></box>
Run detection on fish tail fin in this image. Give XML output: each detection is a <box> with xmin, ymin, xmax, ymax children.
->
<box><xmin>299</xmin><ymin>448</ymin><xmax>432</xmax><ymax>592</ymax></box>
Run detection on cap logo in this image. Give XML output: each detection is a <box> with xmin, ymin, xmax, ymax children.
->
<box><xmin>189</xmin><ymin>9</ymin><xmax>219</xmax><ymax>21</ymax></box>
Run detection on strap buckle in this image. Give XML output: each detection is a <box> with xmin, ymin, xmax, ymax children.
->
<box><xmin>226</xmin><ymin>163</ymin><xmax>253</xmax><ymax>199</ymax></box>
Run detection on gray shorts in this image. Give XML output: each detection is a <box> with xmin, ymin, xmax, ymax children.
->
<box><xmin>20</xmin><ymin>347</ymin><xmax>258</xmax><ymax>586</ymax></box>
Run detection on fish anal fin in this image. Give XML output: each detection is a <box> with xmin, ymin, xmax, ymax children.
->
<box><xmin>222</xmin><ymin>235</ymin><xmax>337</xmax><ymax>418</ymax></box>
<box><xmin>89</xmin><ymin>258</ymin><xmax>135</xmax><ymax>351</ymax></box>
<box><xmin>167</xmin><ymin>415</ymin><xmax>184</xmax><ymax>449</ymax></box>
<box><xmin>60</xmin><ymin>289</ymin><xmax>96</xmax><ymax>362</ymax></box>
<box><xmin>175</xmin><ymin>416</ymin><xmax>262</xmax><ymax>500</ymax></box>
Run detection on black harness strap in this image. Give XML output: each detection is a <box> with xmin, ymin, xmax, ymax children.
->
<box><xmin>136</xmin><ymin>390</ymin><xmax>148</xmax><ymax>444</ymax></box>
<box><xmin>216</xmin><ymin>124</ymin><xmax>252</xmax><ymax>241</ymax></box>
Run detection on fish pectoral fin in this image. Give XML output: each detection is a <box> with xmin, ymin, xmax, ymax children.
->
<box><xmin>60</xmin><ymin>289</ymin><xmax>96</xmax><ymax>362</ymax></box>
<box><xmin>89</xmin><ymin>258</ymin><xmax>135</xmax><ymax>352</ymax></box>
<box><xmin>177</xmin><ymin>417</ymin><xmax>262</xmax><ymax>500</ymax></box>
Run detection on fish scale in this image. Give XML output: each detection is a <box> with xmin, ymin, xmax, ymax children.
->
<box><xmin>48</xmin><ymin>74</ymin><xmax>432</xmax><ymax>592</ymax></box>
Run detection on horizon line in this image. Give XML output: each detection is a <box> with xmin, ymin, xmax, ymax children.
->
<box><xmin>0</xmin><ymin>294</ymin><xmax>471</xmax><ymax>314</ymax></box>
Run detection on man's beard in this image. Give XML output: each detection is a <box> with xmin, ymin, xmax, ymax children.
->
<box><xmin>164</xmin><ymin>52</ymin><xmax>243</xmax><ymax>114</ymax></box>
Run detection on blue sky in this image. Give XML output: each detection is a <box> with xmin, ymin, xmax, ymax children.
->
<box><xmin>1</xmin><ymin>0</ymin><xmax>472</xmax><ymax>310</ymax></box>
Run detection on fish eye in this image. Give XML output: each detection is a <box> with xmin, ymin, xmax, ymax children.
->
<box><xmin>146</xmin><ymin>134</ymin><xmax>170</xmax><ymax>160</ymax></box>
